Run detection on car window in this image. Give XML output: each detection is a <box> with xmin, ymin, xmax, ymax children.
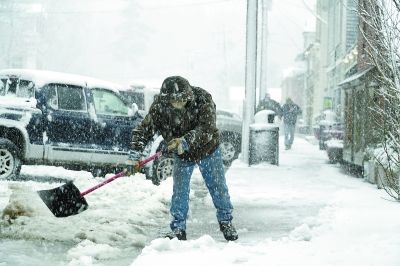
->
<box><xmin>0</xmin><ymin>79</ymin><xmax>6</xmax><ymax>95</ymax></box>
<box><xmin>45</xmin><ymin>84</ymin><xmax>86</xmax><ymax>111</ymax></box>
<box><xmin>0</xmin><ymin>77</ymin><xmax>34</xmax><ymax>98</ymax></box>
<box><xmin>92</xmin><ymin>88</ymin><xmax>129</xmax><ymax>116</ymax></box>
<box><xmin>119</xmin><ymin>90</ymin><xmax>144</xmax><ymax>110</ymax></box>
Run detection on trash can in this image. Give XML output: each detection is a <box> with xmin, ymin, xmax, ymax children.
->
<box><xmin>249</xmin><ymin>123</ymin><xmax>279</xmax><ymax>165</ymax></box>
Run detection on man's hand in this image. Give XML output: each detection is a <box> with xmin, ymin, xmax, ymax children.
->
<box><xmin>126</xmin><ymin>159</ymin><xmax>141</xmax><ymax>175</ymax></box>
<box><xmin>167</xmin><ymin>138</ymin><xmax>187</xmax><ymax>155</ymax></box>
<box><xmin>126</xmin><ymin>151</ymin><xmax>142</xmax><ymax>175</ymax></box>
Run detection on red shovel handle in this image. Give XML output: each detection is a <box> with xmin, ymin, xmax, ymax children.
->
<box><xmin>80</xmin><ymin>151</ymin><xmax>163</xmax><ymax>197</ymax></box>
<box><xmin>139</xmin><ymin>151</ymin><xmax>162</xmax><ymax>167</ymax></box>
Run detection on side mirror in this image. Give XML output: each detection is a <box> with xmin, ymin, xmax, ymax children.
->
<box><xmin>128</xmin><ymin>103</ymin><xmax>138</xmax><ymax>116</ymax></box>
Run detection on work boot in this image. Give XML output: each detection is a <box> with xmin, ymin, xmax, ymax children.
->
<box><xmin>165</xmin><ymin>229</ymin><xmax>187</xmax><ymax>240</ymax></box>
<box><xmin>219</xmin><ymin>222</ymin><xmax>238</xmax><ymax>241</ymax></box>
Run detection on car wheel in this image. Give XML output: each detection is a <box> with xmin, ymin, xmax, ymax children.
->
<box><xmin>0</xmin><ymin>139</ymin><xmax>22</xmax><ymax>180</ymax></box>
<box><xmin>149</xmin><ymin>156</ymin><xmax>174</xmax><ymax>185</ymax></box>
<box><xmin>90</xmin><ymin>167</ymin><xmax>106</xmax><ymax>177</ymax></box>
<box><xmin>219</xmin><ymin>134</ymin><xmax>239</xmax><ymax>166</ymax></box>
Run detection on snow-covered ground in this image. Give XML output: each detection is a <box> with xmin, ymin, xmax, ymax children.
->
<box><xmin>1</xmin><ymin>136</ymin><xmax>400</xmax><ymax>266</ymax></box>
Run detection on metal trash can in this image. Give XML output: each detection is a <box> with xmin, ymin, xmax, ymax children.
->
<box><xmin>249</xmin><ymin>124</ymin><xmax>279</xmax><ymax>165</ymax></box>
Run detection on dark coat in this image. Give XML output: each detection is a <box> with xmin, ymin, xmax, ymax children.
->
<box><xmin>281</xmin><ymin>102</ymin><xmax>302</xmax><ymax>125</ymax></box>
<box><xmin>256</xmin><ymin>98</ymin><xmax>282</xmax><ymax>116</ymax></box>
<box><xmin>131</xmin><ymin>86</ymin><xmax>220</xmax><ymax>162</ymax></box>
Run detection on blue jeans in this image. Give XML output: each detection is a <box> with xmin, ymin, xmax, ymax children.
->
<box><xmin>170</xmin><ymin>147</ymin><xmax>234</xmax><ymax>231</ymax></box>
<box><xmin>284</xmin><ymin>123</ymin><xmax>296</xmax><ymax>147</ymax></box>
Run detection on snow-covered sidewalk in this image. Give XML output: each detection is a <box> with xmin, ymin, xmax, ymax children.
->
<box><xmin>1</xmin><ymin>137</ymin><xmax>400</xmax><ymax>266</ymax></box>
<box><xmin>132</xmin><ymin>137</ymin><xmax>400</xmax><ymax>266</ymax></box>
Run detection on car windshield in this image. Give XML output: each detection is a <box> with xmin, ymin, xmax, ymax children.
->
<box><xmin>0</xmin><ymin>77</ymin><xmax>35</xmax><ymax>98</ymax></box>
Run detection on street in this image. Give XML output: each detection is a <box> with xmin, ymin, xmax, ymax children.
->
<box><xmin>1</xmin><ymin>136</ymin><xmax>399</xmax><ymax>266</ymax></box>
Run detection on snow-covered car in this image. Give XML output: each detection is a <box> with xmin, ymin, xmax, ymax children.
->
<box><xmin>216</xmin><ymin>109</ymin><xmax>242</xmax><ymax>165</ymax></box>
<box><xmin>0</xmin><ymin>69</ymin><xmax>142</xmax><ymax>180</ymax></box>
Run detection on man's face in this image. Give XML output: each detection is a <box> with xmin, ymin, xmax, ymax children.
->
<box><xmin>170</xmin><ymin>99</ymin><xmax>187</xmax><ymax>109</ymax></box>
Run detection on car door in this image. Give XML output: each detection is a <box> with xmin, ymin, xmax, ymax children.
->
<box><xmin>43</xmin><ymin>83</ymin><xmax>94</xmax><ymax>163</ymax></box>
<box><xmin>89</xmin><ymin>87</ymin><xmax>141</xmax><ymax>165</ymax></box>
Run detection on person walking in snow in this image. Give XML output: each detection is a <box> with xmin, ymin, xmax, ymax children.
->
<box><xmin>281</xmin><ymin>97</ymin><xmax>302</xmax><ymax>150</ymax></box>
<box><xmin>128</xmin><ymin>76</ymin><xmax>238</xmax><ymax>241</ymax></box>
<box><xmin>256</xmin><ymin>93</ymin><xmax>282</xmax><ymax>123</ymax></box>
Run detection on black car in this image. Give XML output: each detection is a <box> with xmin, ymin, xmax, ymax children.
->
<box><xmin>0</xmin><ymin>69</ymin><xmax>142</xmax><ymax>179</ymax></box>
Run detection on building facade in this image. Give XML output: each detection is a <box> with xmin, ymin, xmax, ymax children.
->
<box><xmin>324</xmin><ymin>0</ymin><xmax>358</xmax><ymax>123</ymax></box>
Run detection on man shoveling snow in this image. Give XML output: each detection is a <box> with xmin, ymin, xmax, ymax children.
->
<box><xmin>128</xmin><ymin>76</ymin><xmax>238</xmax><ymax>241</ymax></box>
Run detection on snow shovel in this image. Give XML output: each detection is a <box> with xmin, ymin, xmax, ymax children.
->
<box><xmin>37</xmin><ymin>151</ymin><xmax>163</xmax><ymax>218</ymax></box>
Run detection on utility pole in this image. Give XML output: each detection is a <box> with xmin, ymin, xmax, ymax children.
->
<box><xmin>258</xmin><ymin>0</ymin><xmax>271</xmax><ymax>103</ymax></box>
<box><xmin>241</xmin><ymin>0</ymin><xmax>258</xmax><ymax>165</ymax></box>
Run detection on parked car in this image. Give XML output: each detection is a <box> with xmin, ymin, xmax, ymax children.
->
<box><xmin>119</xmin><ymin>86</ymin><xmax>243</xmax><ymax>184</ymax></box>
<box><xmin>216</xmin><ymin>109</ymin><xmax>242</xmax><ymax>165</ymax></box>
<box><xmin>313</xmin><ymin>110</ymin><xmax>340</xmax><ymax>150</ymax></box>
<box><xmin>118</xmin><ymin>85</ymin><xmax>159</xmax><ymax>116</ymax></box>
<box><xmin>0</xmin><ymin>69</ymin><xmax>142</xmax><ymax>180</ymax></box>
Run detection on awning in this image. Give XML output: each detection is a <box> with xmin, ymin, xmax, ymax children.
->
<box><xmin>338</xmin><ymin>67</ymin><xmax>373</xmax><ymax>87</ymax></box>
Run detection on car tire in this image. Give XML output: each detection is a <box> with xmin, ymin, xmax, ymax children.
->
<box><xmin>147</xmin><ymin>155</ymin><xmax>174</xmax><ymax>185</ymax></box>
<box><xmin>0</xmin><ymin>138</ymin><xmax>22</xmax><ymax>180</ymax></box>
<box><xmin>90</xmin><ymin>167</ymin><xmax>107</xmax><ymax>177</ymax></box>
<box><xmin>219</xmin><ymin>132</ymin><xmax>240</xmax><ymax>166</ymax></box>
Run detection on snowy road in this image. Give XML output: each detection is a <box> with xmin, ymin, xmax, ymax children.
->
<box><xmin>1</xmin><ymin>137</ymin><xmax>399</xmax><ymax>266</ymax></box>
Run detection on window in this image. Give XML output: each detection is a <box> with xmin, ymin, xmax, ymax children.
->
<box><xmin>119</xmin><ymin>90</ymin><xmax>145</xmax><ymax>110</ymax></box>
<box><xmin>46</xmin><ymin>84</ymin><xmax>86</xmax><ymax>111</ymax></box>
<box><xmin>58</xmin><ymin>85</ymin><xmax>86</xmax><ymax>111</ymax></box>
<box><xmin>0</xmin><ymin>78</ymin><xmax>34</xmax><ymax>98</ymax></box>
<box><xmin>17</xmin><ymin>80</ymin><xmax>35</xmax><ymax>98</ymax></box>
<box><xmin>0</xmin><ymin>79</ymin><xmax>7</xmax><ymax>95</ymax></box>
<box><xmin>92</xmin><ymin>88</ymin><xmax>129</xmax><ymax>116</ymax></box>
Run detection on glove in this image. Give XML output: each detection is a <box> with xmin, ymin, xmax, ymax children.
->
<box><xmin>126</xmin><ymin>150</ymin><xmax>142</xmax><ymax>175</ymax></box>
<box><xmin>167</xmin><ymin>137</ymin><xmax>188</xmax><ymax>155</ymax></box>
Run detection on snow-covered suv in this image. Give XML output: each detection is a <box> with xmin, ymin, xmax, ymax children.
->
<box><xmin>0</xmin><ymin>69</ymin><xmax>142</xmax><ymax>180</ymax></box>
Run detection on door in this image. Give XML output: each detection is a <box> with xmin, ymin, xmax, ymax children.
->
<box><xmin>89</xmin><ymin>88</ymin><xmax>141</xmax><ymax>165</ymax></box>
<box><xmin>43</xmin><ymin>83</ymin><xmax>94</xmax><ymax>163</ymax></box>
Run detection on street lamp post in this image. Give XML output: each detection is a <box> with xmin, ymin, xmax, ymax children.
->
<box><xmin>241</xmin><ymin>0</ymin><xmax>258</xmax><ymax>165</ymax></box>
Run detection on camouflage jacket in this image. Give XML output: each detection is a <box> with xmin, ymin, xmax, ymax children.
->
<box><xmin>131</xmin><ymin>86</ymin><xmax>220</xmax><ymax>162</ymax></box>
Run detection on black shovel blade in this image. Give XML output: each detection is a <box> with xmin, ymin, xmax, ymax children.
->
<box><xmin>37</xmin><ymin>181</ymin><xmax>88</xmax><ymax>217</ymax></box>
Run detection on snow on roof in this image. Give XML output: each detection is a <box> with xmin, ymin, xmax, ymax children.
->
<box><xmin>0</xmin><ymin>69</ymin><xmax>123</xmax><ymax>92</ymax></box>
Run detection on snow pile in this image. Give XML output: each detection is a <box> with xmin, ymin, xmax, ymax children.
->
<box><xmin>0</xmin><ymin>165</ymin><xmax>172</xmax><ymax>252</ymax></box>
<box><xmin>289</xmin><ymin>224</ymin><xmax>312</xmax><ymax>241</ymax></box>
<box><xmin>1</xmin><ymin>184</ymin><xmax>36</xmax><ymax>221</ymax></box>
<box><xmin>326</xmin><ymin>139</ymin><xmax>343</xmax><ymax>149</ymax></box>
<box><xmin>254</xmin><ymin>110</ymin><xmax>276</xmax><ymax>123</ymax></box>
<box><xmin>67</xmin><ymin>239</ymin><xmax>122</xmax><ymax>261</ymax></box>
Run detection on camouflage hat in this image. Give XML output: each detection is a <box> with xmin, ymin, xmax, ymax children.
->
<box><xmin>160</xmin><ymin>76</ymin><xmax>194</xmax><ymax>102</ymax></box>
